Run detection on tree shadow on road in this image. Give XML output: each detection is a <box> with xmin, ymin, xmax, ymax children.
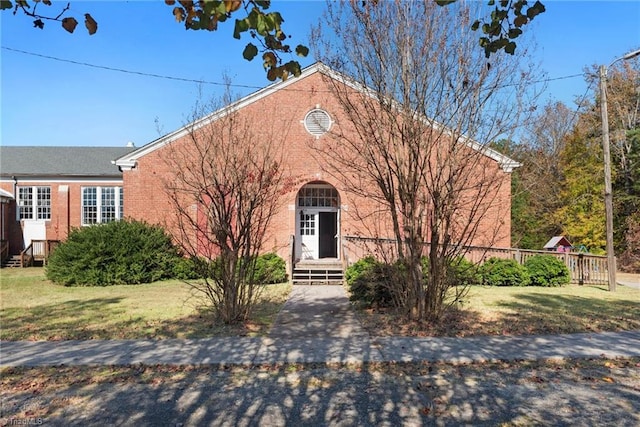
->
<box><xmin>3</xmin><ymin>358</ymin><xmax>639</xmax><ymax>426</ymax></box>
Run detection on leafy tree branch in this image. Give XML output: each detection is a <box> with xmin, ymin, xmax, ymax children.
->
<box><xmin>2</xmin><ymin>0</ymin><xmax>545</xmax><ymax>80</ymax></box>
<box><xmin>1</xmin><ymin>0</ymin><xmax>97</xmax><ymax>34</ymax></box>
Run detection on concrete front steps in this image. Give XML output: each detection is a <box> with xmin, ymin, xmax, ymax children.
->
<box><xmin>292</xmin><ymin>259</ymin><xmax>344</xmax><ymax>285</ymax></box>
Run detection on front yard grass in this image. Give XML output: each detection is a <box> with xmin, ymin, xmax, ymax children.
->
<box><xmin>0</xmin><ymin>267</ymin><xmax>291</xmax><ymax>341</ymax></box>
<box><xmin>356</xmin><ymin>283</ymin><xmax>640</xmax><ymax>337</ymax></box>
<box><xmin>2</xmin><ymin>268</ymin><xmax>638</xmax><ymax>341</ymax></box>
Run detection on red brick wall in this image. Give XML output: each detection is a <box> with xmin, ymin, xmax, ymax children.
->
<box><xmin>122</xmin><ymin>71</ymin><xmax>515</xmax><ymax>264</ymax></box>
<box><xmin>0</xmin><ymin>180</ymin><xmax>122</xmax><ymax>254</ymax></box>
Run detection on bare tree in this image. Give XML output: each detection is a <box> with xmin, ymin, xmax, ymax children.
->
<box><xmin>510</xmin><ymin>101</ymin><xmax>575</xmax><ymax>248</ymax></box>
<box><xmin>312</xmin><ymin>0</ymin><xmax>540</xmax><ymax>320</ymax></box>
<box><xmin>162</xmin><ymin>93</ymin><xmax>291</xmax><ymax>323</ymax></box>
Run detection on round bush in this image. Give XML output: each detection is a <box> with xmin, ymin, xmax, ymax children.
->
<box><xmin>46</xmin><ymin>220</ymin><xmax>183</xmax><ymax>286</ymax></box>
<box><xmin>480</xmin><ymin>257</ymin><xmax>530</xmax><ymax>287</ymax></box>
<box><xmin>172</xmin><ymin>256</ymin><xmax>201</xmax><ymax>280</ymax></box>
<box><xmin>252</xmin><ymin>253</ymin><xmax>287</xmax><ymax>284</ymax></box>
<box><xmin>345</xmin><ymin>256</ymin><xmax>379</xmax><ymax>287</ymax></box>
<box><xmin>448</xmin><ymin>257</ymin><xmax>482</xmax><ymax>287</ymax></box>
<box><xmin>346</xmin><ymin>256</ymin><xmax>400</xmax><ymax>308</ymax></box>
<box><xmin>524</xmin><ymin>254</ymin><xmax>570</xmax><ymax>287</ymax></box>
<box><xmin>421</xmin><ymin>256</ymin><xmax>481</xmax><ymax>287</ymax></box>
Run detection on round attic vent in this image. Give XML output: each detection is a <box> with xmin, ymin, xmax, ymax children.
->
<box><xmin>304</xmin><ymin>109</ymin><xmax>332</xmax><ymax>136</ymax></box>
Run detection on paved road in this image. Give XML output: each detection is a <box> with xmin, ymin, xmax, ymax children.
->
<box><xmin>618</xmin><ymin>272</ymin><xmax>640</xmax><ymax>289</ymax></box>
<box><xmin>4</xmin><ymin>358</ymin><xmax>639</xmax><ymax>426</ymax></box>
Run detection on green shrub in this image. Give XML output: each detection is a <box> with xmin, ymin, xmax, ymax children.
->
<box><xmin>172</xmin><ymin>256</ymin><xmax>201</xmax><ymax>280</ymax></box>
<box><xmin>252</xmin><ymin>252</ymin><xmax>287</xmax><ymax>284</ymax></box>
<box><xmin>524</xmin><ymin>254</ymin><xmax>570</xmax><ymax>287</ymax></box>
<box><xmin>345</xmin><ymin>256</ymin><xmax>379</xmax><ymax>286</ymax></box>
<box><xmin>479</xmin><ymin>257</ymin><xmax>530</xmax><ymax>287</ymax></box>
<box><xmin>421</xmin><ymin>256</ymin><xmax>481</xmax><ymax>287</ymax></box>
<box><xmin>448</xmin><ymin>257</ymin><xmax>482</xmax><ymax>287</ymax></box>
<box><xmin>46</xmin><ymin>220</ymin><xmax>183</xmax><ymax>286</ymax></box>
<box><xmin>346</xmin><ymin>256</ymin><xmax>401</xmax><ymax>308</ymax></box>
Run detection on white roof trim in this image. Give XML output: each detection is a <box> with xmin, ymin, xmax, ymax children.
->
<box><xmin>115</xmin><ymin>62</ymin><xmax>520</xmax><ymax>172</ymax></box>
<box><xmin>115</xmin><ymin>63</ymin><xmax>334</xmax><ymax>169</ymax></box>
<box><xmin>465</xmin><ymin>140</ymin><xmax>522</xmax><ymax>172</ymax></box>
<box><xmin>0</xmin><ymin>188</ymin><xmax>14</xmax><ymax>199</ymax></box>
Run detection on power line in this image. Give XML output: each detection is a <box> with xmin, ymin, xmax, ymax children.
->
<box><xmin>1</xmin><ymin>46</ymin><xmax>263</xmax><ymax>90</ymax></box>
<box><xmin>3</xmin><ymin>45</ymin><xmax>586</xmax><ymax>91</ymax></box>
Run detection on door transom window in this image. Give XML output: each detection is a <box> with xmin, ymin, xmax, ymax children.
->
<box><xmin>297</xmin><ymin>186</ymin><xmax>339</xmax><ymax>208</ymax></box>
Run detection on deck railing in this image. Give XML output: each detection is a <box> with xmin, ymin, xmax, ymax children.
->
<box><xmin>20</xmin><ymin>243</ymin><xmax>34</xmax><ymax>268</ymax></box>
<box><xmin>342</xmin><ymin>236</ymin><xmax>610</xmax><ymax>286</ymax></box>
<box><xmin>462</xmin><ymin>246</ymin><xmax>609</xmax><ymax>286</ymax></box>
<box><xmin>20</xmin><ymin>240</ymin><xmax>60</xmax><ymax>267</ymax></box>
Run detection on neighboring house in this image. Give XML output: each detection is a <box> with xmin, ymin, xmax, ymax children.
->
<box><xmin>0</xmin><ymin>146</ymin><xmax>133</xmax><ymax>260</ymax></box>
<box><xmin>113</xmin><ymin>63</ymin><xmax>519</xmax><ymax>278</ymax></box>
<box><xmin>544</xmin><ymin>236</ymin><xmax>573</xmax><ymax>253</ymax></box>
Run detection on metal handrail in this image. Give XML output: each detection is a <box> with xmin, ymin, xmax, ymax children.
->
<box><xmin>289</xmin><ymin>234</ymin><xmax>295</xmax><ymax>281</ymax></box>
<box><xmin>0</xmin><ymin>240</ymin><xmax>9</xmax><ymax>263</ymax></box>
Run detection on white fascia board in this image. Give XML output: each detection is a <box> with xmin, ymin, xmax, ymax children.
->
<box><xmin>0</xmin><ymin>188</ymin><xmax>14</xmax><ymax>199</ymax></box>
<box><xmin>113</xmin><ymin>159</ymin><xmax>136</xmax><ymax>171</ymax></box>
<box><xmin>464</xmin><ymin>139</ymin><xmax>522</xmax><ymax>172</ymax></box>
<box><xmin>114</xmin><ymin>63</ymin><xmax>329</xmax><ymax>169</ymax></box>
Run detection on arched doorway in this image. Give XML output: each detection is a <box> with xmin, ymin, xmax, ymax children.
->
<box><xmin>295</xmin><ymin>182</ymin><xmax>340</xmax><ymax>261</ymax></box>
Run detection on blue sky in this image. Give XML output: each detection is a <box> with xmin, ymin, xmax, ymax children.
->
<box><xmin>1</xmin><ymin>1</ymin><xmax>639</xmax><ymax>147</ymax></box>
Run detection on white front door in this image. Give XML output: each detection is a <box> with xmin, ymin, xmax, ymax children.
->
<box><xmin>299</xmin><ymin>211</ymin><xmax>318</xmax><ymax>260</ymax></box>
<box><xmin>22</xmin><ymin>220</ymin><xmax>46</xmax><ymax>248</ymax></box>
<box><xmin>295</xmin><ymin>183</ymin><xmax>341</xmax><ymax>261</ymax></box>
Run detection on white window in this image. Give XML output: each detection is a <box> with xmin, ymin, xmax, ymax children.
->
<box><xmin>17</xmin><ymin>186</ymin><xmax>51</xmax><ymax>220</ymax></box>
<box><xmin>299</xmin><ymin>212</ymin><xmax>316</xmax><ymax>236</ymax></box>
<box><xmin>82</xmin><ymin>187</ymin><xmax>123</xmax><ymax>225</ymax></box>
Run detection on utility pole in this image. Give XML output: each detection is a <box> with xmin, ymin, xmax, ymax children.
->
<box><xmin>599</xmin><ymin>48</ymin><xmax>640</xmax><ymax>292</ymax></box>
<box><xmin>599</xmin><ymin>64</ymin><xmax>616</xmax><ymax>292</ymax></box>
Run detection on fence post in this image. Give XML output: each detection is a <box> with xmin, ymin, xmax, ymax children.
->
<box><xmin>578</xmin><ymin>253</ymin><xmax>584</xmax><ymax>286</ymax></box>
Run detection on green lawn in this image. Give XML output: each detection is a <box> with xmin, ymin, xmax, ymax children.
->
<box><xmin>460</xmin><ymin>283</ymin><xmax>640</xmax><ymax>335</ymax></box>
<box><xmin>2</xmin><ymin>268</ymin><xmax>638</xmax><ymax>341</ymax></box>
<box><xmin>0</xmin><ymin>268</ymin><xmax>291</xmax><ymax>341</ymax></box>
<box><xmin>356</xmin><ymin>283</ymin><xmax>640</xmax><ymax>337</ymax></box>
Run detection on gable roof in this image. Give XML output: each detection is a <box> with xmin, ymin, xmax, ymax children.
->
<box><xmin>115</xmin><ymin>62</ymin><xmax>520</xmax><ymax>172</ymax></box>
<box><xmin>0</xmin><ymin>146</ymin><xmax>133</xmax><ymax>178</ymax></box>
<box><xmin>544</xmin><ymin>236</ymin><xmax>572</xmax><ymax>249</ymax></box>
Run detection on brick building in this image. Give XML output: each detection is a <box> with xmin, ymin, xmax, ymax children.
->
<box><xmin>1</xmin><ymin>63</ymin><xmax>518</xmax><ymax>276</ymax></box>
<box><xmin>0</xmin><ymin>146</ymin><xmax>133</xmax><ymax>264</ymax></box>
<box><xmin>114</xmin><ymin>63</ymin><xmax>518</xmax><ymax>277</ymax></box>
